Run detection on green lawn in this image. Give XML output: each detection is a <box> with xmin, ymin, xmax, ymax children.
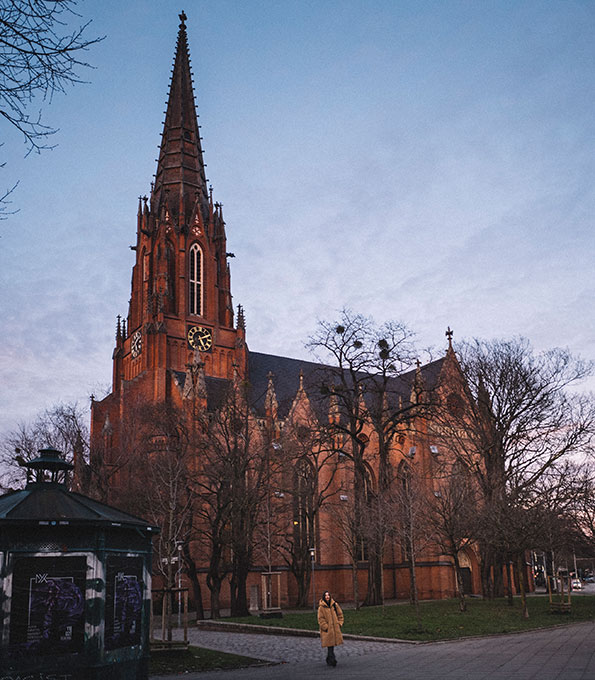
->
<box><xmin>150</xmin><ymin>646</ymin><xmax>266</xmax><ymax>675</ymax></box>
<box><xmin>224</xmin><ymin>595</ymin><xmax>595</xmax><ymax>642</ymax></box>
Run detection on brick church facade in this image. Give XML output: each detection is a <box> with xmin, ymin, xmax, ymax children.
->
<box><xmin>89</xmin><ymin>14</ymin><xmax>483</xmax><ymax>610</ymax></box>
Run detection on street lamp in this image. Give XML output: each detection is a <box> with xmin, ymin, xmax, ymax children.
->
<box><xmin>309</xmin><ymin>547</ymin><xmax>316</xmax><ymax>611</ymax></box>
<box><xmin>176</xmin><ymin>541</ymin><xmax>183</xmax><ymax>627</ymax></box>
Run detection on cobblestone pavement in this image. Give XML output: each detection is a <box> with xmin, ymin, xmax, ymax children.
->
<box><xmin>150</xmin><ymin>620</ymin><xmax>595</xmax><ymax>680</ymax></box>
<box><xmin>180</xmin><ymin>626</ymin><xmax>398</xmax><ymax>663</ymax></box>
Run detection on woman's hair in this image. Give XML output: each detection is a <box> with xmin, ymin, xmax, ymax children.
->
<box><xmin>322</xmin><ymin>590</ymin><xmax>331</xmax><ymax>599</ymax></box>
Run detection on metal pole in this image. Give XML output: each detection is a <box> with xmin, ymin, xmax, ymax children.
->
<box><xmin>177</xmin><ymin>543</ymin><xmax>182</xmax><ymax>628</ymax></box>
<box><xmin>310</xmin><ymin>547</ymin><xmax>316</xmax><ymax>611</ymax></box>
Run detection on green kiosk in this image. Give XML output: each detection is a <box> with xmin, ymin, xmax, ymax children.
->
<box><xmin>0</xmin><ymin>449</ymin><xmax>159</xmax><ymax>679</ymax></box>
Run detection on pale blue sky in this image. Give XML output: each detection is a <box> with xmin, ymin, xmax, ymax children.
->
<box><xmin>1</xmin><ymin>0</ymin><xmax>594</xmax><ymax>434</ymax></box>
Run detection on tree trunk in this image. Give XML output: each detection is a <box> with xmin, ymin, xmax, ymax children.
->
<box><xmin>409</xmin><ymin>558</ymin><xmax>422</xmax><ymax>630</ymax></box>
<box><xmin>184</xmin><ymin>554</ymin><xmax>205</xmax><ymax>620</ymax></box>
<box><xmin>493</xmin><ymin>552</ymin><xmax>505</xmax><ymax>598</ymax></box>
<box><xmin>352</xmin><ymin>559</ymin><xmax>360</xmax><ymax>610</ymax></box>
<box><xmin>295</xmin><ymin>570</ymin><xmax>309</xmax><ymax>608</ymax></box>
<box><xmin>517</xmin><ymin>553</ymin><xmax>529</xmax><ymax>619</ymax></box>
<box><xmin>206</xmin><ymin>541</ymin><xmax>227</xmax><ymax>619</ymax></box>
<box><xmin>407</xmin><ymin>535</ymin><xmax>422</xmax><ymax>630</ymax></box>
<box><xmin>480</xmin><ymin>542</ymin><xmax>494</xmax><ymax>599</ymax></box>
<box><xmin>210</xmin><ymin>588</ymin><xmax>221</xmax><ymax>619</ymax></box>
<box><xmin>364</xmin><ymin>551</ymin><xmax>383</xmax><ymax>606</ymax></box>
<box><xmin>453</xmin><ymin>554</ymin><xmax>467</xmax><ymax>613</ymax></box>
<box><xmin>230</xmin><ymin>557</ymin><xmax>250</xmax><ymax>617</ymax></box>
<box><xmin>507</xmin><ymin>560</ymin><xmax>514</xmax><ymax>606</ymax></box>
<box><xmin>291</xmin><ymin>553</ymin><xmax>309</xmax><ymax>608</ymax></box>
<box><xmin>207</xmin><ymin>573</ymin><xmax>223</xmax><ymax>619</ymax></box>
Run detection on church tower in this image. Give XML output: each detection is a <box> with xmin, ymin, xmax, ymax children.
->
<box><xmin>91</xmin><ymin>13</ymin><xmax>247</xmax><ymax>462</ymax></box>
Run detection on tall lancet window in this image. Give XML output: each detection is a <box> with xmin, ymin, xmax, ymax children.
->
<box><xmin>189</xmin><ymin>243</ymin><xmax>203</xmax><ymax>316</ymax></box>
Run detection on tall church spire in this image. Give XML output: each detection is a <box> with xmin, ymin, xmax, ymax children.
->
<box><xmin>152</xmin><ymin>11</ymin><xmax>209</xmax><ymax>226</ymax></box>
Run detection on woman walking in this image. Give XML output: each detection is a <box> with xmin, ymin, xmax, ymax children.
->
<box><xmin>317</xmin><ymin>590</ymin><xmax>344</xmax><ymax>666</ymax></box>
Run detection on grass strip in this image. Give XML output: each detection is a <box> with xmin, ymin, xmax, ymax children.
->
<box><xmin>223</xmin><ymin>595</ymin><xmax>595</xmax><ymax>642</ymax></box>
<box><xmin>149</xmin><ymin>645</ymin><xmax>267</xmax><ymax>675</ymax></box>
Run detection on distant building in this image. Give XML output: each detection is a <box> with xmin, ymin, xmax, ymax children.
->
<box><xmin>89</xmin><ymin>13</ymin><xmax>482</xmax><ymax>610</ymax></box>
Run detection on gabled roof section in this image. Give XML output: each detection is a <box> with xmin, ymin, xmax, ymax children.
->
<box><xmin>248</xmin><ymin>351</ymin><xmax>327</xmax><ymax>420</ymax></box>
<box><xmin>152</xmin><ymin>12</ymin><xmax>209</xmax><ymax>223</ymax></box>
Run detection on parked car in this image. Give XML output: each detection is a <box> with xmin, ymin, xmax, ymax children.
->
<box><xmin>583</xmin><ymin>575</ymin><xmax>595</xmax><ymax>583</ymax></box>
<box><xmin>571</xmin><ymin>578</ymin><xmax>582</xmax><ymax>590</ymax></box>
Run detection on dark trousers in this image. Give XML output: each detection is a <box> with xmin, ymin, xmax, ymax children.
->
<box><xmin>326</xmin><ymin>646</ymin><xmax>336</xmax><ymax>661</ymax></box>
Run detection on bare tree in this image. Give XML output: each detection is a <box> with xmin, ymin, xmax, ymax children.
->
<box><xmin>436</xmin><ymin>337</ymin><xmax>595</xmax><ymax>599</ymax></box>
<box><xmin>191</xmin><ymin>411</ymin><xmax>235</xmax><ymax>619</ymax></box>
<box><xmin>1</xmin><ymin>402</ymin><xmax>88</xmax><ymax>488</ymax></box>
<box><xmin>574</xmin><ymin>464</ymin><xmax>595</xmax><ymax>548</ymax></box>
<box><xmin>0</xmin><ymin>0</ymin><xmax>103</xmax><ymax>215</ymax></box>
<box><xmin>275</xmin><ymin>416</ymin><xmax>342</xmax><ymax>607</ymax></box>
<box><xmin>123</xmin><ymin>403</ymin><xmax>204</xmax><ymax>628</ymax></box>
<box><xmin>308</xmin><ymin>309</ymin><xmax>425</xmax><ymax>606</ymax></box>
<box><xmin>330</xmin><ymin>487</ymin><xmax>364</xmax><ymax>609</ymax></box>
<box><xmin>85</xmin><ymin>398</ymin><xmax>147</xmax><ymax>502</ymax></box>
<box><xmin>392</xmin><ymin>460</ymin><xmax>434</xmax><ymax>629</ymax></box>
<box><xmin>427</xmin><ymin>462</ymin><xmax>477</xmax><ymax>612</ymax></box>
<box><xmin>199</xmin><ymin>377</ymin><xmax>269</xmax><ymax>617</ymax></box>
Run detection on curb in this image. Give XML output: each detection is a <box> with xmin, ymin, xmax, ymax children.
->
<box><xmin>195</xmin><ymin>620</ymin><xmax>423</xmax><ymax>644</ymax></box>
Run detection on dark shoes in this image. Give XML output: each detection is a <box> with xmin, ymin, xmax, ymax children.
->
<box><xmin>326</xmin><ymin>655</ymin><xmax>337</xmax><ymax>667</ymax></box>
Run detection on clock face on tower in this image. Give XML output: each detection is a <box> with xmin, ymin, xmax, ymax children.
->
<box><xmin>187</xmin><ymin>325</ymin><xmax>213</xmax><ymax>351</ymax></box>
<box><xmin>131</xmin><ymin>329</ymin><xmax>142</xmax><ymax>358</ymax></box>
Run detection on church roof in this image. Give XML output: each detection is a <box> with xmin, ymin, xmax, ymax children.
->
<box><xmin>174</xmin><ymin>351</ymin><xmax>445</xmax><ymax>421</ymax></box>
<box><xmin>247</xmin><ymin>350</ymin><xmax>445</xmax><ymax>420</ymax></box>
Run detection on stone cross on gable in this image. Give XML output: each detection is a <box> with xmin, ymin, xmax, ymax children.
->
<box><xmin>445</xmin><ymin>326</ymin><xmax>454</xmax><ymax>349</ymax></box>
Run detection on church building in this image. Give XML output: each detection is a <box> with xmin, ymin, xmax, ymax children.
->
<box><xmin>89</xmin><ymin>13</ymin><xmax>481</xmax><ymax>611</ymax></box>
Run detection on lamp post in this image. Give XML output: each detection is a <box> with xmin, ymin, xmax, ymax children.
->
<box><xmin>309</xmin><ymin>547</ymin><xmax>316</xmax><ymax>611</ymax></box>
<box><xmin>176</xmin><ymin>541</ymin><xmax>183</xmax><ymax>627</ymax></box>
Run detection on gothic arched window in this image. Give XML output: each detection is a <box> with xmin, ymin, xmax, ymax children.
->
<box><xmin>358</xmin><ymin>465</ymin><xmax>374</xmax><ymax>561</ymax></box>
<box><xmin>293</xmin><ymin>459</ymin><xmax>315</xmax><ymax>553</ymax></box>
<box><xmin>189</xmin><ymin>243</ymin><xmax>203</xmax><ymax>316</ymax></box>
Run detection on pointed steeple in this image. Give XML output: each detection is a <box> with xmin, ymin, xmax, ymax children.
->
<box><xmin>264</xmin><ymin>371</ymin><xmax>278</xmax><ymax>420</ymax></box>
<box><xmin>152</xmin><ymin>11</ymin><xmax>209</xmax><ymax>226</ymax></box>
<box><xmin>237</xmin><ymin>304</ymin><xmax>245</xmax><ymax>330</ymax></box>
<box><xmin>411</xmin><ymin>359</ymin><xmax>425</xmax><ymax>404</ymax></box>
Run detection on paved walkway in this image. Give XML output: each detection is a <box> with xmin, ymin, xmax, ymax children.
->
<box><xmin>150</xmin><ymin>620</ymin><xmax>595</xmax><ymax>680</ymax></box>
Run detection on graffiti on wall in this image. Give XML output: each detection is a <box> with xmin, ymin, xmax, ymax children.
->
<box><xmin>9</xmin><ymin>556</ymin><xmax>86</xmax><ymax>656</ymax></box>
<box><xmin>104</xmin><ymin>555</ymin><xmax>143</xmax><ymax>650</ymax></box>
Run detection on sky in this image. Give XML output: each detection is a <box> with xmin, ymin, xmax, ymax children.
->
<box><xmin>1</xmin><ymin>0</ymin><xmax>594</xmax><ymax>436</ymax></box>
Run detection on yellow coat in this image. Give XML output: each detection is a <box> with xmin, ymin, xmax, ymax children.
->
<box><xmin>317</xmin><ymin>598</ymin><xmax>344</xmax><ymax>647</ymax></box>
